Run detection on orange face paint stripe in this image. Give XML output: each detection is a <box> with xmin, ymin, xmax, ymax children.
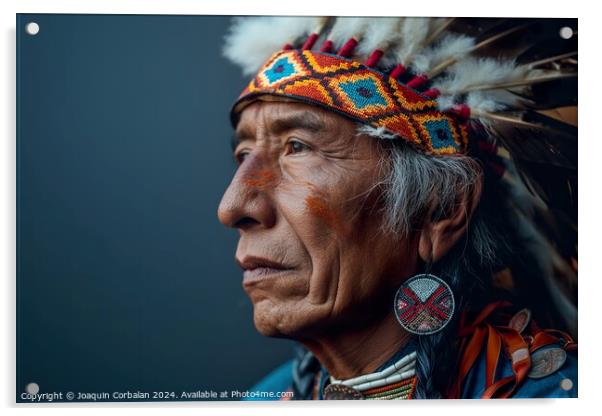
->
<box><xmin>242</xmin><ymin>170</ymin><xmax>278</xmax><ymax>189</ymax></box>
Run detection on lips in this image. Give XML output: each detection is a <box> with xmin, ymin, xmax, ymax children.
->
<box><xmin>237</xmin><ymin>256</ymin><xmax>295</xmax><ymax>281</ymax></box>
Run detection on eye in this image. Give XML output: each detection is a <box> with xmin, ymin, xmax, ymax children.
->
<box><xmin>285</xmin><ymin>138</ymin><xmax>311</xmax><ymax>155</ymax></box>
<box><xmin>235</xmin><ymin>149</ymin><xmax>251</xmax><ymax>165</ymax></box>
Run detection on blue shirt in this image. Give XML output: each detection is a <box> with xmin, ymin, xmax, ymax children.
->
<box><xmin>244</xmin><ymin>341</ymin><xmax>577</xmax><ymax>400</ymax></box>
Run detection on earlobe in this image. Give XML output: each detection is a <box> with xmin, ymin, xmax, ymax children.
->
<box><xmin>418</xmin><ymin>174</ymin><xmax>483</xmax><ymax>263</ymax></box>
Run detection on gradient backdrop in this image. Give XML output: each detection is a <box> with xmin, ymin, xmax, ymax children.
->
<box><xmin>17</xmin><ymin>14</ymin><xmax>294</xmax><ymax>402</ymax></box>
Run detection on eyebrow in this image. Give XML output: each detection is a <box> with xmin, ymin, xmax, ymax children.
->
<box><xmin>231</xmin><ymin>110</ymin><xmax>327</xmax><ymax>151</ymax></box>
<box><xmin>270</xmin><ymin>111</ymin><xmax>327</xmax><ymax>135</ymax></box>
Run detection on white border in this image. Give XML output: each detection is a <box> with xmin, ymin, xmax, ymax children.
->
<box><xmin>2</xmin><ymin>1</ymin><xmax>598</xmax><ymax>416</ymax></box>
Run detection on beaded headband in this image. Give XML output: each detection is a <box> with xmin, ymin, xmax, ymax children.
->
<box><xmin>231</xmin><ymin>49</ymin><xmax>469</xmax><ymax>155</ymax></box>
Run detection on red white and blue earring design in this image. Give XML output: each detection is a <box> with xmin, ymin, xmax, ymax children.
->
<box><xmin>393</xmin><ymin>274</ymin><xmax>455</xmax><ymax>335</ymax></box>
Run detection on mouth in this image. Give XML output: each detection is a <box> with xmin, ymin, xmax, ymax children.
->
<box><xmin>236</xmin><ymin>256</ymin><xmax>296</xmax><ymax>282</ymax></box>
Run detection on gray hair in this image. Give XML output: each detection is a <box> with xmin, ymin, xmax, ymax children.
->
<box><xmin>358</xmin><ymin>124</ymin><xmax>498</xmax><ymax>267</ymax></box>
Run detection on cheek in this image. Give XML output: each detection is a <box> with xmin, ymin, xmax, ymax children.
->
<box><xmin>304</xmin><ymin>180</ymin><xmax>400</xmax><ymax>302</ymax></box>
<box><xmin>304</xmin><ymin>194</ymin><xmax>346</xmax><ymax>236</ymax></box>
<box><xmin>303</xmin><ymin>183</ymin><xmax>348</xmax><ymax>237</ymax></box>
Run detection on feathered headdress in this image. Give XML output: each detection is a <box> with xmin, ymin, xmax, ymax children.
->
<box><xmin>223</xmin><ymin>17</ymin><xmax>578</xmax><ymax>335</ymax></box>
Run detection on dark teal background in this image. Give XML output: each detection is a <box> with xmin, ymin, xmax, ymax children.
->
<box><xmin>16</xmin><ymin>14</ymin><xmax>294</xmax><ymax>402</ymax></box>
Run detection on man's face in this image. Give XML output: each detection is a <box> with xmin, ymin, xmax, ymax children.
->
<box><xmin>218</xmin><ymin>101</ymin><xmax>419</xmax><ymax>338</ymax></box>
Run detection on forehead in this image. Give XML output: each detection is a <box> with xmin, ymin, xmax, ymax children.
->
<box><xmin>236</xmin><ymin>100</ymin><xmax>350</xmax><ymax>133</ymax></box>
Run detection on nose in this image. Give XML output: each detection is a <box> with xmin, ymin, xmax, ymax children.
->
<box><xmin>217</xmin><ymin>156</ymin><xmax>277</xmax><ymax>231</ymax></box>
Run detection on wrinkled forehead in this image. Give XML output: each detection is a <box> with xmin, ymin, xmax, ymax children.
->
<box><xmin>234</xmin><ymin>97</ymin><xmax>357</xmax><ymax>137</ymax></box>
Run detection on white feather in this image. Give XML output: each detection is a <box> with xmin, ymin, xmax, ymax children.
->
<box><xmin>466</xmin><ymin>91</ymin><xmax>510</xmax><ymax>127</ymax></box>
<box><xmin>436</xmin><ymin>95</ymin><xmax>456</xmax><ymax>111</ymax></box>
<box><xmin>355</xmin><ymin>18</ymin><xmax>402</xmax><ymax>60</ymax></box>
<box><xmin>328</xmin><ymin>17</ymin><xmax>370</xmax><ymax>50</ymax></box>
<box><xmin>438</xmin><ymin>85</ymin><xmax>529</xmax><ymax>127</ymax></box>
<box><xmin>223</xmin><ymin>17</ymin><xmax>316</xmax><ymax>76</ymax></box>
<box><xmin>463</xmin><ymin>92</ymin><xmax>504</xmax><ymax>128</ymax></box>
<box><xmin>467</xmin><ymin>90</ymin><xmax>526</xmax><ymax>112</ymax></box>
<box><xmin>432</xmin><ymin>57</ymin><xmax>527</xmax><ymax>95</ymax></box>
<box><xmin>392</xmin><ymin>17</ymin><xmax>433</xmax><ymax>66</ymax></box>
<box><xmin>435</xmin><ymin>58</ymin><xmax>530</xmax><ymax>121</ymax></box>
<box><xmin>438</xmin><ymin>90</ymin><xmax>523</xmax><ymax>113</ymax></box>
<box><xmin>411</xmin><ymin>34</ymin><xmax>475</xmax><ymax>75</ymax></box>
<box><xmin>356</xmin><ymin>124</ymin><xmax>398</xmax><ymax>140</ymax></box>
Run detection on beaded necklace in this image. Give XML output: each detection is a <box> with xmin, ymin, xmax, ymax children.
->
<box><xmin>321</xmin><ymin>351</ymin><xmax>417</xmax><ymax>400</ymax></box>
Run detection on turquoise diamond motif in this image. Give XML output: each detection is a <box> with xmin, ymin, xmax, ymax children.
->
<box><xmin>263</xmin><ymin>57</ymin><xmax>297</xmax><ymax>84</ymax></box>
<box><xmin>423</xmin><ymin>119</ymin><xmax>459</xmax><ymax>150</ymax></box>
<box><xmin>338</xmin><ymin>78</ymin><xmax>387</xmax><ymax>109</ymax></box>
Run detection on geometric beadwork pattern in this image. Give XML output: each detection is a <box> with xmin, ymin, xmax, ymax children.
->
<box><xmin>256</xmin><ymin>53</ymin><xmax>311</xmax><ymax>87</ymax></box>
<box><xmin>413</xmin><ymin>113</ymin><xmax>464</xmax><ymax>154</ymax></box>
<box><xmin>394</xmin><ymin>274</ymin><xmax>455</xmax><ymax>335</ymax></box>
<box><xmin>231</xmin><ymin>50</ymin><xmax>469</xmax><ymax>155</ymax></box>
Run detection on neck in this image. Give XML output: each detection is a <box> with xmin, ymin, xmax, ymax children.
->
<box><xmin>299</xmin><ymin>310</ymin><xmax>413</xmax><ymax>380</ymax></box>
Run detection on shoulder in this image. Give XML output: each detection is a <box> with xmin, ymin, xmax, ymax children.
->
<box><xmin>243</xmin><ymin>359</ymin><xmax>295</xmax><ymax>401</ymax></box>
<box><xmin>512</xmin><ymin>346</ymin><xmax>577</xmax><ymax>398</ymax></box>
<box><xmin>462</xmin><ymin>344</ymin><xmax>578</xmax><ymax>399</ymax></box>
<box><xmin>457</xmin><ymin>302</ymin><xmax>577</xmax><ymax>399</ymax></box>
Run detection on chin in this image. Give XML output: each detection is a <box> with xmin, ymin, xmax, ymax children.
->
<box><xmin>251</xmin><ymin>299</ymin><xmax>336</xmax><ymax>340</ymax></box>
<box><xmin>249</xmin><ymin>300</ymin><xmax>306</xmax><ymax>339</ymax></box>
<box><xmin>253</xmin><ymin>317</ymin><xmax>283</xmax><ymax>338</ymax></box>
<box><xmin>251</xmin><ymin>301</ymin><xmax>293</xmax><ymax>338</ymax></box>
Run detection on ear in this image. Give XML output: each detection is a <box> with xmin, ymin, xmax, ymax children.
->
<box><xmin>418</xmin><ymin>174</ymin><xmax>483</xmax><ymax>263</ymax></box>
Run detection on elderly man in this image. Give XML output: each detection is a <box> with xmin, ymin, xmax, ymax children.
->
<box><xmin>218</xmin><ymin>17</ymin><xmax>577</xmax><ymax>399</ymax></box>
